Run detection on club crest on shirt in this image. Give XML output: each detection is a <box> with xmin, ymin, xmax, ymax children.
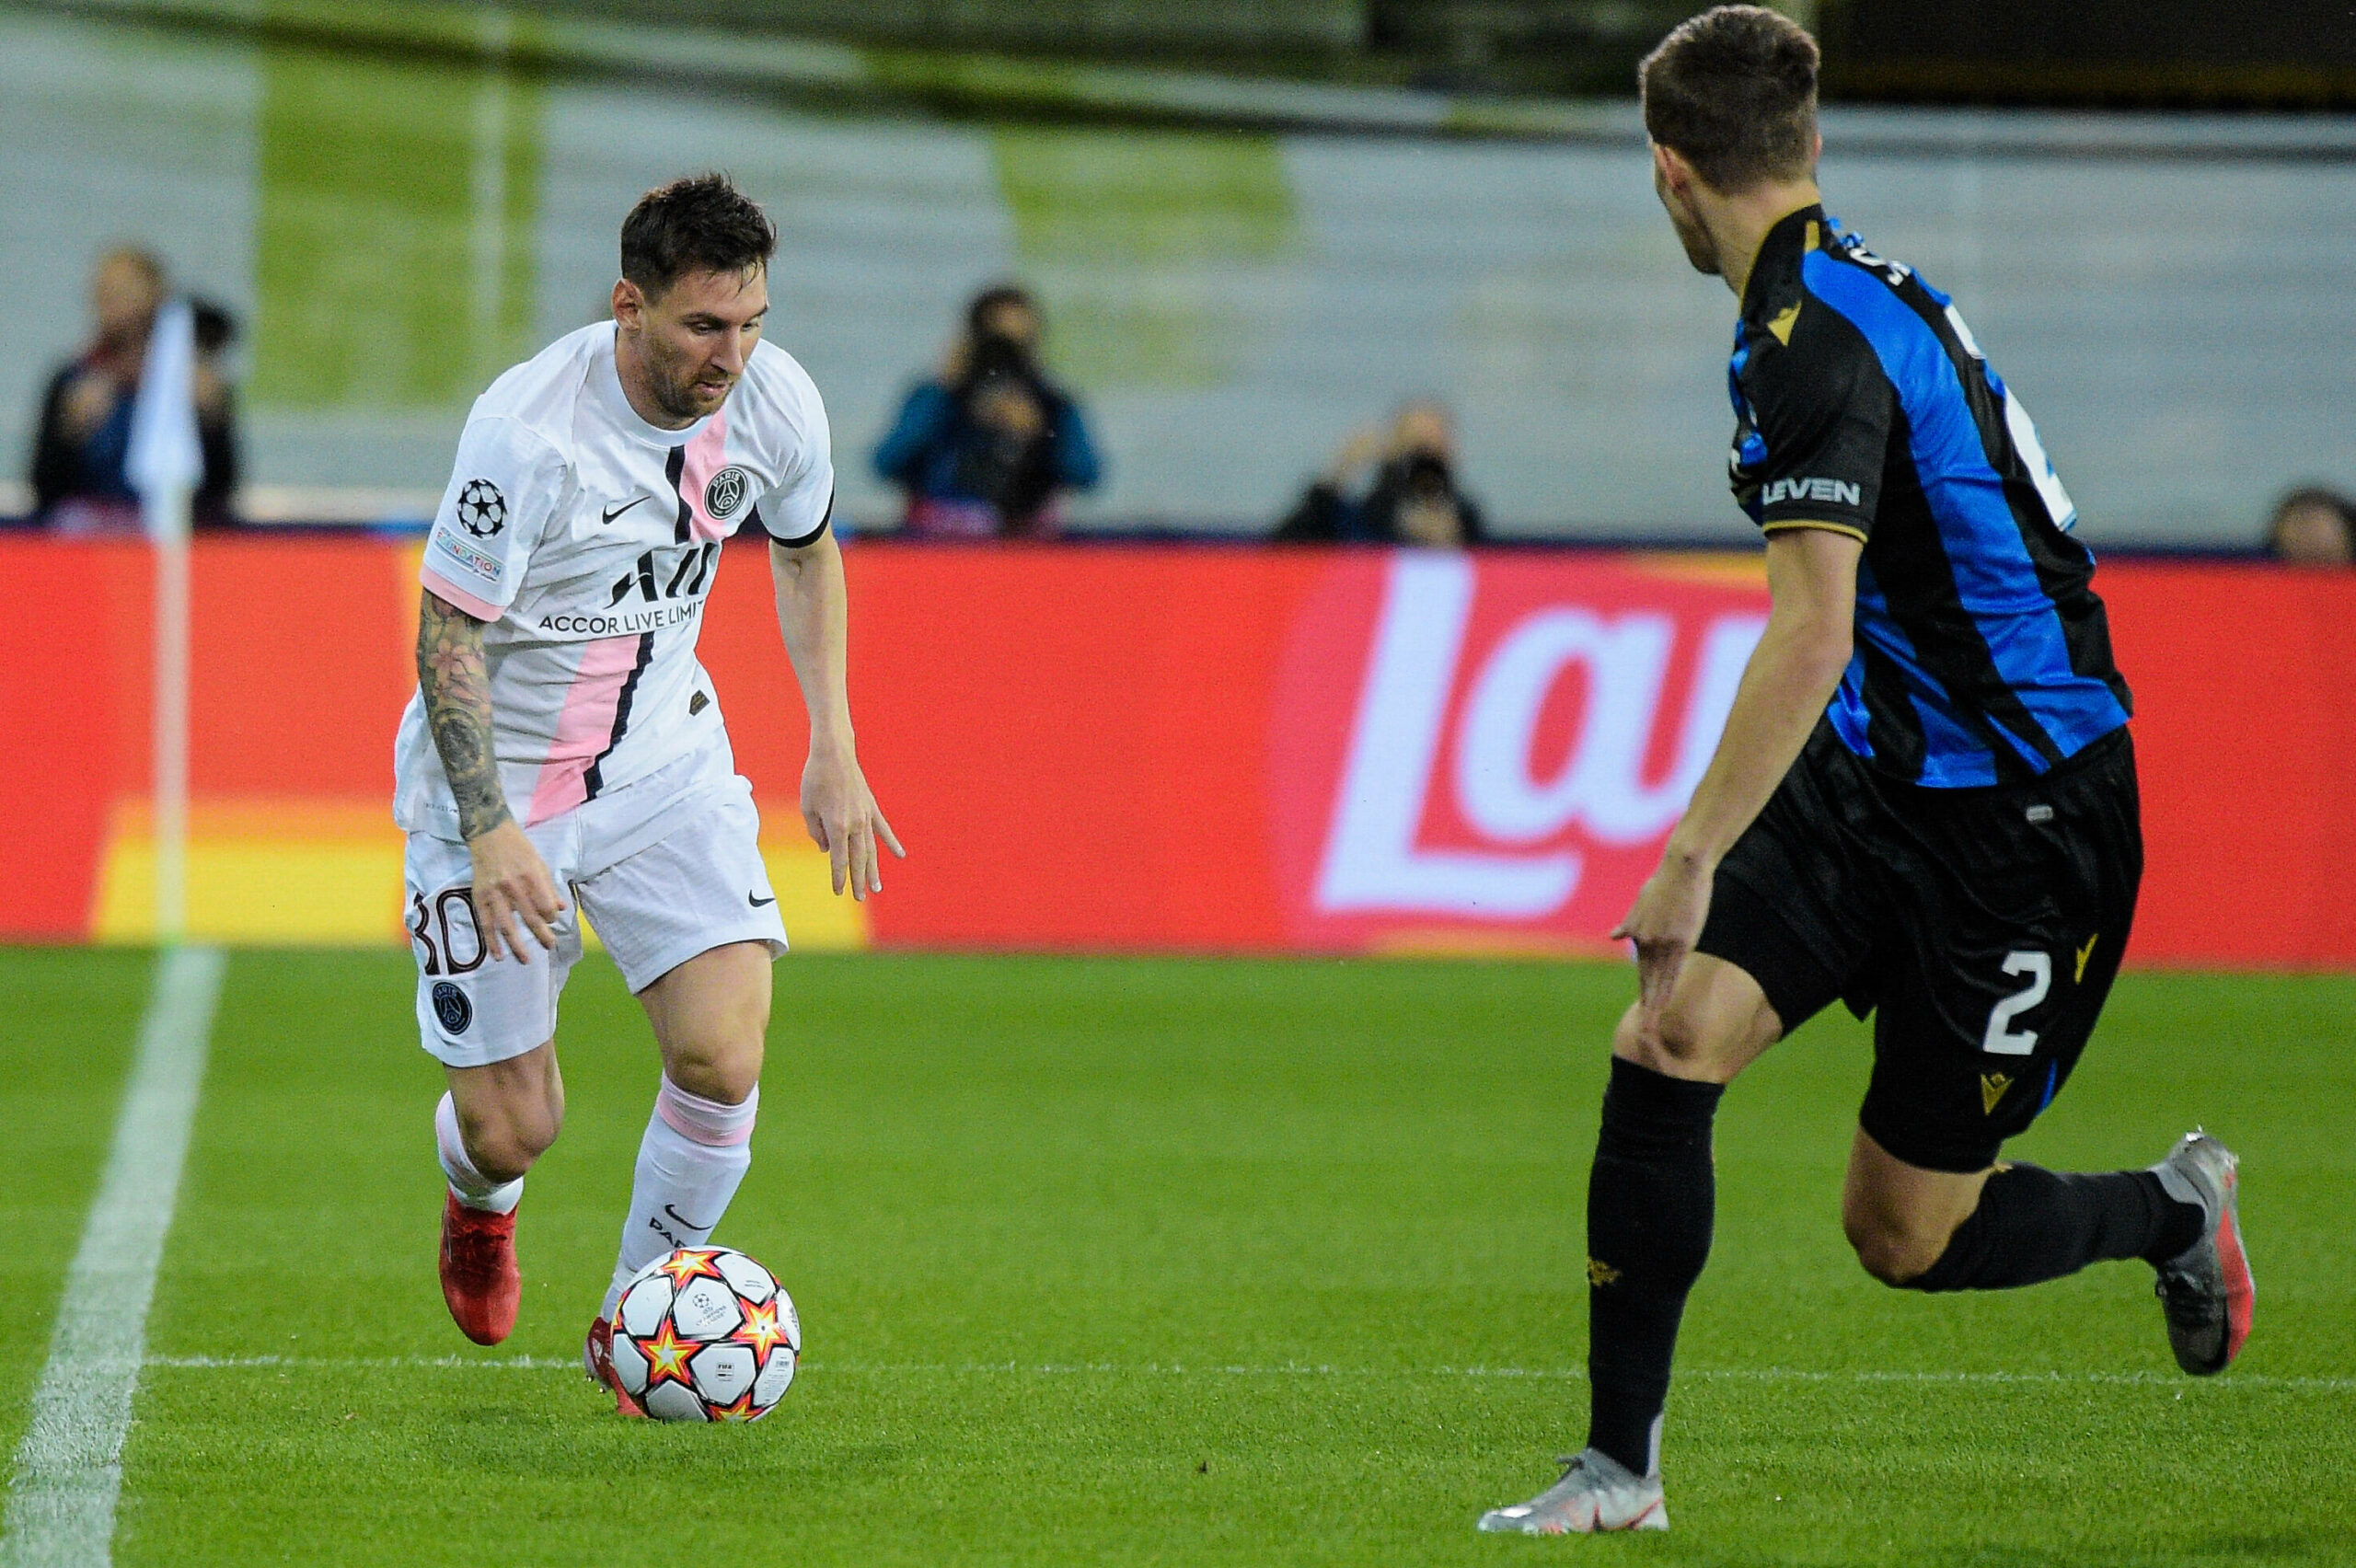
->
<box><xmin>455</xmin><ymin>478</ymin><xmax>507</xmax><ymax>537</ymax></box>
<box><xmin>703</xmin><ymin>466</ymin><xmax>751</xmax><ymax>521</ymax></box>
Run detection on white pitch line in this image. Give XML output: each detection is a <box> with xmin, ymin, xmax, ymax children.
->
<box><xmin>144</xmin><ymin>1355</ymin><xmax>577</xmax><ymax>1372</ymax></box>
<box><xmin>3</xmin><ymin>946</ymin><xmax>225</xmax><ymax>1568</ymax></box>
<box><xmin>135</xmin><ymin>1355</ymin><xmax>2355</xmax><ymax>1393</ymax></box>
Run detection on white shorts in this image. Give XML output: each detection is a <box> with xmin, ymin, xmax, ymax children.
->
<box><xmin>403</xmin><ymin>751</ymin><xmax>787</xmax><ymax>1069</ymax></box>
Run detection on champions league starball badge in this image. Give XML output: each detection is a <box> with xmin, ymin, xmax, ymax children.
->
<box><xmin>456</xmin><ymin>478</ymin><xmax>508</xmax><ymax>537</ymax></box>
<box><xmin>703</xmin><ymin>466</ymin><xmax>750</xmax><ymax>522</ymax></box>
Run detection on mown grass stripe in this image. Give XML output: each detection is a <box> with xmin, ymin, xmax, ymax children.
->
<box><xmin>2</xmin><ymin>947</ymin><xmax>225</xmax><ymax>1568</ymax></box>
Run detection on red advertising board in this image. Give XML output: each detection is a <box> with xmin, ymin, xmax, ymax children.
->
<box><xmin>3</xmin><ymin>536</ymin><xmax>2351</xmax><ymax>969</ymax></box>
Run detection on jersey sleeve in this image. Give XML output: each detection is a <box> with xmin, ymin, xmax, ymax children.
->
<box><xmin>1745</xmin><ymin>315</ymin><xmax>1892</xmax><ymax>542</ymax></box>
<box><xmin>755</xmin><ymin>366</ymin><xmax>837</xmax><ymax>548</ymax></box>
<box><xmin>419</xmin><ymin>416</ymin><xmax>567</xmax><ymax>620</ymax></box>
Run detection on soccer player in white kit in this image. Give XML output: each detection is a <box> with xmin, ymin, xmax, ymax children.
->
<box><xmin>396</xmin><ymin>173</ymin><xmax>902</xmax><ymax>1414</ymax></box>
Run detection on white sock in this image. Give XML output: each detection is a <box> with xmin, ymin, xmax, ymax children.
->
<box><xmin>601</xmin><ymin>1076</ymin><xmax>756</xmax><ymax>1319</ymax></box>
<box><xmin>435</xmin><ymin>1091</ymin><xmax>523</xmax><ymax>1215</ymax></box>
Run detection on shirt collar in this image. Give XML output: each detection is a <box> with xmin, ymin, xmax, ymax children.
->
<box><xmin>1741</xmin><ymin>202</ymin><xmax>1829</xmax><ymax>319</ymax></box>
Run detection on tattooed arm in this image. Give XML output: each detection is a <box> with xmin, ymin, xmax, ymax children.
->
<box><xmin>418</xmin><ymin>589</ymin><xmax>514</xmax><ymax>839</ymax></box>
<box><xmin>418</xmin><ymin>589</ymin><xmax>564</xmax><ymax>960</ymax></box>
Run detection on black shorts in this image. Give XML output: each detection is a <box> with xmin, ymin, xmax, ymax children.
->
<box><xmin>1696</xmin><ymin>722</ymin><xmax>2142</xmax><ymax>1172</ymax></box>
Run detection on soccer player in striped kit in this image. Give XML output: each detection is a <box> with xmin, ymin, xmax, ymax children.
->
<box><xmin>1478</xmin><ymin>7</ymin><xmax>2252</xmax><ymax>1533</ymax></box>
<box><xmin>394</xmin><ymin>173</ymin><xmax>902</xmax><ymax>1414</ymax></box>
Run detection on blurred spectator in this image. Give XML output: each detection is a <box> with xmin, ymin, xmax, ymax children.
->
<box><xmin>1276</xmin><ymin>400</ymin><xmax>1486</xmax><ymax>548</ymax></box>
<box><xmin>872</xmin><ymin>283</ymin><xmax>1102</xmax><ymax>538</ymax></box>
<box><xmin>2266</xmin><ymin>485</ymin><xmax>2354</xmax><ymax>567</ymax></box>
<box><xmin>29</xmin><ymin>248</ymin><xmax>239</xmax><ymax>532</ymax></box>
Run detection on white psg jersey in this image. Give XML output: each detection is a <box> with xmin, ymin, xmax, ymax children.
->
<box><xmin>394</xmin><ymin>321</ymin><xmax>834</xmax><ymax>837</ymax></box>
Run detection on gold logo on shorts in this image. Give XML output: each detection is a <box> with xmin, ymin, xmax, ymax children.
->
<box><xmin>1981</xmin><ymin>1073</ymin><xmax>2013</xmax><ymax>1114</ymax></box>
<box><xmin>2075</xmin><ymin>934</ymin><xmax>2099</xmax><ymax>983</ymax></box>
<box><xmin>1587</xmin><ymin>1258</ymin><xmax>1623</xmax><ymax>1288</ymax></box>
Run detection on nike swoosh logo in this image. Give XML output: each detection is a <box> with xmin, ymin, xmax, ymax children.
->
<box><xmin>664</xmin><ymin>1202</ymin><xmax>718</xmax><ymax>1231</ymax></box>
<box><xmin>601</xmin><ymin>496</ymin><xmax>650</xmax><ymax>525</ymax></box>
<box><xmin>747</xmin><ymin>893</ymin><xmax>775</xmax><ymax>907</ymax></box>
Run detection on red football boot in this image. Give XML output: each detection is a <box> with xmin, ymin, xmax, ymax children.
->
<box><xmin>438</xmin><ymin>1191</ymin><xmax>521</xmax><ymax>1346</ymax></box>
<box><xmin>583</xmin><ymin>1315</ymin><xmax>647</xmax><ymax>1417</ymax></box>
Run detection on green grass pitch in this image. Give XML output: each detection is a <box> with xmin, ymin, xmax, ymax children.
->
<box><xmin>2</xmin><ymin>948</ymin><xmax>2350</xmax><ymax>1565</ymax></box>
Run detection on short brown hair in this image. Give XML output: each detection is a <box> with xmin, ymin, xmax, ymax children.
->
<box><xmin>1639</xmin><ymin>6</ymin><xmax>1819</xmax><ymax>194</ymax></box>
<box><xmin>619</xmin><ymin>173</ymin><xmax>777</xmax><ymax>300</ymax></box>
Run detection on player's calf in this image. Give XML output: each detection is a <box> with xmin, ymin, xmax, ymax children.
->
<box><xmin>445</xmin><ymin>1043</ymin><xmax>566</xmax><ymax>1182</ymax></box>
<box><xmin>434</xmin><ymin>1091</ymin><xmax>530</xmax><ymax>1344</ymax></box>
<box><xmin>1891</xmin><ymin>1165</ymin><xmax>2201</xmax><ymax>1295</ymax></box>
<box><xmin>434</xmin><ymin>1049</ymin><xmax>562</xmax><ymax>1346</ymax></box>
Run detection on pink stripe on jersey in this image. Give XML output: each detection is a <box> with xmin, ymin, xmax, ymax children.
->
<box><xmin>677</xmin><ymin>408</ymin><xmax>733</xmax><ymax>541</ymax></box>
<box><xmin>421</xmin><ymin>566</ymin><xmax>502</xmax><ymax>623</ymax></box>
<box><xmin>525</xmin><ymin>633</ymin><xmax>644</xmax><ymax>825</ymax></box>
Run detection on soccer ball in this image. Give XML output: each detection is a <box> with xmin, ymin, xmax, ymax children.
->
<box><xmin>609</xmin><ymin>1247</ymin><xmax>800</xmax><ymax>1423</ymax></box>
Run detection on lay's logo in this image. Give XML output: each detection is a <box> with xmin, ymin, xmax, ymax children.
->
<box><xmin>1276</xmin><ymin>554</ymin><xmax>1770</xmax><ymax>943</ymax></box>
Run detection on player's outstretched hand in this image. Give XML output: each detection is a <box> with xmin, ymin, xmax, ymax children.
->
<box><xmin>467</xmin><ymin>818</ymin><xmax>565</xmax><ymax>962</ymax></box>
<box><xmin>801</xmin><ymin>748</ymin><xmax>907</xmax><ymax>902</ymax></box>
<box><xmin>1611</xmin><ymin>852</ymin><xmax>1715</xmax><ymax>1021</ymax></box>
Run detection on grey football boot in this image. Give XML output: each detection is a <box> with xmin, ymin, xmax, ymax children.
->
<box><xmin>1477</xmin><ymin>1449</ymin><xmax>1668</xmax><ymax>1535</ymax></box>
<box><xmin>2148</xmin><ymin>1130</ymin><xmax>2253</xmax><ymax>1376</ymax></box>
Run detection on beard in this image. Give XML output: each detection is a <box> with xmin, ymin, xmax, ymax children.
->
<box><xmin>643</xmin><ymin>337</ymin><xmax>732</xmax><ymax>421</ymax></box>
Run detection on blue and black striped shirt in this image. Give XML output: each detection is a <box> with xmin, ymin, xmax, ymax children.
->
<box><xmin>1728</xmin><ymin>204</ymin><xmax>2131</xmax><ymax>789</ymax></box>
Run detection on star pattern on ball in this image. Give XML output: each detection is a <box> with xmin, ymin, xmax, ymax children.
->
<box><xmin>454</xmin><ymin>478</ymin><xmax>507</xmax><ymax>538</ymax></box>
<box><xmin>729</xmin><ymin>1297</ymin><xmax>791</xmax><ymax>1360</ymax></box>
<box><xmin>638</xmin><ymin>1320</ymin><xmax>697</xmax><ymax>1389</ymax></box>
<box><xmin>709</xmin><ymin>1390</ymin><xmax>763</xmax><ymax>1423</ymax></box>
<box><xmin>656</xmin><ymin>1248</ymin><xmax>726</xmax><ymax>1288</ymax></box>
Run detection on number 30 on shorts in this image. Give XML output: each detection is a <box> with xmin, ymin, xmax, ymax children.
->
<box><xmin>1981</xmin><ymin>951</ymin><xmax>2051</xmax><ymax>1056</ymax></box>
<box><xmin>408</xmin><ymin>888</ymin><xmax>487</xmax><ymax>976</ymax></box>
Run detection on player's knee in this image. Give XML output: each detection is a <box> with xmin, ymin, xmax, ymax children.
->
<box><xmin>664</xmin><ymin>1028</ymin><xmax>764</xmax><ymax>1105</ymax></box>
<box><xmin>1842</xmin><ymin>1207</ymin><xmax>1947</xmax><ymax>1286</ymax></box>
<box><xmin>1611</xmin><ymin>999</ymin><xmax>1723</xmax><ymax>1080</ymax></box>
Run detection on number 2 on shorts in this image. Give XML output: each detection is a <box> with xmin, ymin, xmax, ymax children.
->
<box><xmin>1981</xmin><ymin>950</ymin><xmax>2050</xmax><ymax>1056</ymax></box>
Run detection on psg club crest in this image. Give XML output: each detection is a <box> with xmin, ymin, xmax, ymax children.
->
<box><xmin>703</xmin><ymin>466</ymin><xmax>750</xmax><ymax>522</ymax></box>
<box><xmin>431</xmin><ymin>981</ymin><xmax>472</xmax><ymax>1034</ymax></box>
<box><xmin>455</xmin><ymin>478</ymin><xmax>507</xmax><ymax>538</ymax></box>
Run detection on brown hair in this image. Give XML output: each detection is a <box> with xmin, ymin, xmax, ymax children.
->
<box><xmin>619</xmin><ymin>172</ymin><xmax>777</xmax><ymax>300</ymax></box>
<box><xmin>2268</xmin><ymin>485</ymin><xmax>2356</xmax><ymax>554</ymax></box>
<box><xmin>1639</xmin><ymin>6</ymin><xmax>1820</xmax><ymax>195</ymax></box>
<box><xmin>965</xmin><ymin>282</ymin><xmax>1037</xmax><ymax>339</ymax></box>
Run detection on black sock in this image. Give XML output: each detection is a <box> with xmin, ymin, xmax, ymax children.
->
<box><xmin>1907</xmin><ymin>1166</ymin><xmax>2204</xmax><ymax>1293</ymax></box>
<box><xmin>1584</xmin><ymin>1057</ymin><xmax>1724</xmax><ymax>1478</ymax></box>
